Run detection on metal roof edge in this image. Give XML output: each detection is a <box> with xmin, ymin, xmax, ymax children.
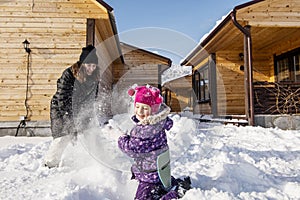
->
<box><xmin>95</xmin><ymin>0</ymin><xmax>114</xmax><ymax>12</ymax></box>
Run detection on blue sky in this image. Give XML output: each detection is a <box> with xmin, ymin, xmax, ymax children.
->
<box><xmin>104</xmin><ymin>0</ymin><xmax>250</xmax><ymax>64</ymax></box>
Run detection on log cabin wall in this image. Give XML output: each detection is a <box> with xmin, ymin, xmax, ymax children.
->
<box><xmin>215</xmin><ymin>51</ymin><xmax>274</xmax><ymax>115</ymax></box>
<box><xmin>215</xmin><ymin>50</ymin><xmax>275</xmax><ymax>115</ymax></box>
<box><xmin>215</xmin><ymin>51</ymin><xmax>245</xmax><ymax>115</ymax></box>
<box><xmin>251</xmin><ymin>52</ymin><xmax>274</xmax><ymax>83</ymax></box>
<box><xmin>0</xmin><ymin>0</ymin><xmax>113</xmax><ymax>122</ymax></box>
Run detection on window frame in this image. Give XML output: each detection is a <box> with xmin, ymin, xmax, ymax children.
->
<box><xmin>193</xmin><ymin>65</ymin><xmax>210</xmax><ymax>103</ymax></box>
<box><xmin>275</xmin><ymin>47</ymin><xmax>300</xmax><ymax>83</ymax></box>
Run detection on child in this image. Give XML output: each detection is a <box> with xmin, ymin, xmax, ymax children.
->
<box><xmin>118</xmin><ymin>85</ymin><xmax>190</xmax><ymax>200</ymax></box>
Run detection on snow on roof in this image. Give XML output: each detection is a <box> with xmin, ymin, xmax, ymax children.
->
<box><xmin>161</xmin><ymin>64</ymin><xmax>192</xmax><ymax>85</ymax></box>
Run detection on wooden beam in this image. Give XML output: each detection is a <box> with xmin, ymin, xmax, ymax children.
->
<box><xmin>248</xmin><ymin>21</ymin><xmax>300</xmax><ymax>27</ymax></box>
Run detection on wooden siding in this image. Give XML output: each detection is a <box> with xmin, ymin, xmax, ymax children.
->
<box><xmin>215</xmin><ymin>51</ymin><xmax>245</xmax><ymax>115</ymax></box>
<box><xmin>114</xmin><ymin>43</ymin><xmax>171</xmax><ymax>87</ymax></box>
<box><xmin>0</xmin><ymin>0</ymin><xmax>115</xmax><ymax>121</ymax></box>
<box><xmin>238</xmin><ymin>0</ymin><xmax>300</xmax><ymax>27</ymax></box>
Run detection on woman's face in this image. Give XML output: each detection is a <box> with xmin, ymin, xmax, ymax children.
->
<box><xmin>134</xmin><ymin>102</ymin><xmax>152</xmax><ymax>121</ymax></box>
<box><xmin>83</xmin><ymin>63</ymin><xmax>97</xmax><ymax>75</ymax></box>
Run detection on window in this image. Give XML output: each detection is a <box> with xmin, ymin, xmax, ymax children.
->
<box><xmin>194</xmin><ymin>71</ymin><xmax>200</xmax><ymax>100</ymax></box>
<box><xmin>275</xmin><ymin>47</ymin><xmax>300</xmax><ymax>82</ymax></box>
<box><xmin>162</xmin><ymin>89</ymin><xmax>171</xmax><ymax>105</ymax></box>
<box><xmin>193</xmin><ymin>65</ymin><xmax>210</xmax><ymax>103</ymax></box>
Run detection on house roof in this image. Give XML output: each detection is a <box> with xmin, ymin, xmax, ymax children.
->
<box><xmin>181</xmin><ymin>0</ymin><xmax>300</xmax><ymax>66</ymax></box>
<box><xmin>120</xmin><ymin>42</ymin><xmax>172</xmax><ymax>66</ymax></box>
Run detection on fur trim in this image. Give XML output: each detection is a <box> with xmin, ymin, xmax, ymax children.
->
<box><xmin>138</xmin><ymin>103</ymin><xmax>171</xmax><ymax>125</ymax></box>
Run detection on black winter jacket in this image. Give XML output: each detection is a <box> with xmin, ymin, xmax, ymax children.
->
<box><xmin>50</xmin><ymin>64</ymin><xmax>98</xmax><ymax>138</ymax></box>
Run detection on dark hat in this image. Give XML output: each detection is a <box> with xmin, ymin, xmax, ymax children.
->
<box><xmin>79</xmin><ymin>45</ymin><xmax>98</xmax><ymax>64</ymax></box>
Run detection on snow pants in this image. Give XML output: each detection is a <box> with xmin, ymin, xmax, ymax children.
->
<box><xmin>44</xmin><ymin>135</ymin><xmax>72</xmax><ymax>168</ymax></box>
<box><xmin>135</xmin><ymin>181</ymin><xmax>178</xmax><ymax>200</ymax></box>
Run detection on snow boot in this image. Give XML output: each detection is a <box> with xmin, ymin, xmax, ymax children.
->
<box><xmin>150</xmin><ymin>185</ymin><xmax>167</xmax><ymax>200</ymax></box>
<box><xmin>44</xmin><ymin>162</ymin><xmax>58</xmax><ymax>169</ymax></box>
<box><xmin>176</xmin><ymin>176</ymin><xmax>191</xmax><ymax>198</ymax></box>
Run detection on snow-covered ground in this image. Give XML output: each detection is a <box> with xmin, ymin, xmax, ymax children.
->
<box><xmin>0</xmin><ymin>114</ymin><xmax>300</xmax><ymax>200</ymax></box>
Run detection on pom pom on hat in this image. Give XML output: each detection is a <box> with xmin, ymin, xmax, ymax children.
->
<box><xmin>79</xmin><ymin>45</ymin><xmax>98</xmax><ymax>64</ymax></box>
<box><xmin>128</xmin><ymin>84</ymin><xmax>163</xmax><ymax>113</ymax></box>
<box><xmin>128</xmin><ymin>88</ymin><xmax>135</xmax><ymax>96</ymax></box>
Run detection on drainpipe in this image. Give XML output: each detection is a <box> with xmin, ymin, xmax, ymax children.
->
<box><xmin>231</xmin><ymin>9</ymin><xmax>254</xmax><ymax>126</ymax></box>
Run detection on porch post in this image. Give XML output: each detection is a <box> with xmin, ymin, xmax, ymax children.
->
<box><xmin>209</xmin><ymin>53</ymin><xmax>218</xmax><ymax>118</ymax></box>
<box><xmin>231</xmin><ymin>10</ymin><xmax>255</xmax><ymax>126</ymax></box>
<box><xmin>244</xmin><ymin>26</ymin><xmax>254</xmax><ymax>126</ymax></box>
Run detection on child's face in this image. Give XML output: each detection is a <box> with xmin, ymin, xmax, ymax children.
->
<box><xmin>134</xmin><ymin>102</ymin><xmax>152</xmax><ymax>121</ymax></box>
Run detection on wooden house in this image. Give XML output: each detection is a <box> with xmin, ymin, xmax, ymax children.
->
<box><xmin>180</xmin><ymin>0</ymin><xmax>300</xmax><ymax>128</ymax></box>
<box><xmin>0</xmin><ymin>0</ymin><xmax>172</xmax><ymax>135</ymax></box>
<box><xmin>162</xmin><ymin>68</ymin><xmax>193</xmax><ymax>113</ymax></box>
<box><xmin>112</xmin><ymin>42</ymin><xmax>172</xmax><ymax>114</ymax></box>
<box><xmin>114</xmin><ymin>42</ymin><xmax>171</xmax><ymax>88</ymax></box>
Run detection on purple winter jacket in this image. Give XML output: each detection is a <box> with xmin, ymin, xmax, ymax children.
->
<box><xmin>118</xmin><ymin>104</ymin><xmax>173</xmax><ymax>184</ymax></box>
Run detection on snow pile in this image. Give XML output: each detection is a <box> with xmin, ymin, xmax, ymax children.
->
<box><xmin>0</xmin><ymin>114</ymin><xmax>300</xmax><ymax>200</ymax></box>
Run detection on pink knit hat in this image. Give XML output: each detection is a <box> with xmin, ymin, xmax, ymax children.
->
<box><xmin>128</xmin><ymin>84</ymin><xmax>163</xmax><ymax>113</ymax></box>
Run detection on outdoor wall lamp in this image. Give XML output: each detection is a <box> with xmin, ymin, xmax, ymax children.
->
<box><xmin>22</xmin><ymin>39</ymin><xmax>31</xmax><ymax>53</ymax></box>
<box><xmin>16</xmin><ymin>39</ymin><xmax>31</xmax><ymax>136</ymax></box>
<box><xmin>240</xmin><ymin>65</ymin><xmax>245</xmax><ymax>71</ymax></box>
<box><xmin>239</xmin><ymin>53</ymin><xmax>244</xmax><ymax>61</ymax></box>
<box><xmin>239</xmin><ymin>53</ymin><xmax>244</xmax><ymax>71</ymax></box>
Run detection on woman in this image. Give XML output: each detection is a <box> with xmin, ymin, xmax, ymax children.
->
<box><xmin>44</xmin><ymin>45</ymin><xmax>100</xmax><ymax>168</ymax></box>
